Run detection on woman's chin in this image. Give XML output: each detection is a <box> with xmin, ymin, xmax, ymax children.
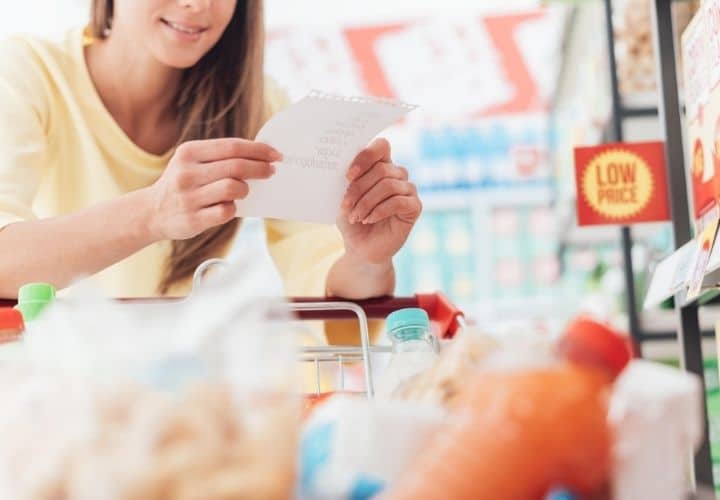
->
<box><xmin>153</xmin><ymin>50</ymin><xmax>206</xmax><ymax>70</ymax></box>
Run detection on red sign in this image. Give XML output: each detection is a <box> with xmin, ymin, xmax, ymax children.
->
<box><xmin>574</xmin><ymin>141</ymin><xmax>670</xmax><ymax>226</ymax></box>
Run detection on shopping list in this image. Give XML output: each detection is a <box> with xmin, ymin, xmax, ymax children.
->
<box><xmin>234</xmin><ymin>91</ymin><xmax>416</xmax><ymax>224</ymax></box>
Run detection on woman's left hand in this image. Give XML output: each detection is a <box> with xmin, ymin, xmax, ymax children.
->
<box><xmin>338</xmin><ymin>138</ymin><xmax>422</xmax><ymax>264</ymax></box>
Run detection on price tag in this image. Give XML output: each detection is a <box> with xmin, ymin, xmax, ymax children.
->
<box><xmin>644</xmin><ymin>241</ymin><xmax>698</xmax><ymax>309</ymax></box>
<box><xmin>670</xmin><ymin>240</ymin><xmax>699</xmax><ymax>293</ymax></box>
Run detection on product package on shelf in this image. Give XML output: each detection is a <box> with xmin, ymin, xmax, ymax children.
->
<box><xmin>614</xmin><ymin>0</ymin><xmax>699</xmax><ymax>97</ymax></box>
<box><xmin>683</xmin><ymin>0</ymin><xmax>720</xmax><ymax>229</ymax></box>
<box><xmin>0</xmin><ymin>265</ymin><xmax>301</xmax><ymax>500</ymax></box>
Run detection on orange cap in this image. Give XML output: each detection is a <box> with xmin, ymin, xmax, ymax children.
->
<box><xmin>559</xmin><ymin>316</ymin><xmax>632</xmax><ymax>379</ymax></box>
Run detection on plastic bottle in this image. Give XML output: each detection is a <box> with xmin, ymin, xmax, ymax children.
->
<box><xmin>376</xmin><ymin>308</ymin><xmax>437</xmax><ymax>398</ymax></box>
<box><xmin>14</xmin><ymin>283</ymin><xmax>56</xmax><ymax>323</ymax></box>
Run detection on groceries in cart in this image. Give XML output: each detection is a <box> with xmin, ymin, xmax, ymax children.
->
<box><xmin>0</xmin><ymin>273</ymin><xmax>707</xmax><ymax>500</ymax></box>
<box><xmin>0</xmin><ymin>270</ymin><xmax>301</xmax><ymax>500</ymax></box>
<box><xmin>300</xmin><ymin>313</ymin><xmax>704</xmax><ymax>500</ymax></box>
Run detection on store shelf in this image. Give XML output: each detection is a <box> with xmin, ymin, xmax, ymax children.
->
<box><xmin>620</xmin><ymin>91</ymin><xmax>684</xmax><ymax>119</ymax></box>
<box><xmin>619</xmin><ymin>91</ymin><xmax>659</xmax><ymax>118</ymax></box>
<box><xmin>642</xmin><ymin>307</ymin><xmax>720</xmax><ymax>334</ymax></box>
<box><xmin>621</xmin><ymin>106</ymin><xmax>659</xmax><ymax>118</ymax></box>
<box><xmin>642</xmin><ymin>335</ymin><xmax>716</xmax><ymax>361</ymax></box>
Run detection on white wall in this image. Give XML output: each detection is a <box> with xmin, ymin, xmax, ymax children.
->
<box><xmin>0</xmin><ymin>0</ymin><xmax>542</xmax><ymax>37</ymax></box>
<box><xmin>0</xmin><ymin>0</ymin><xmax>87</xmax><ymax>37</ymax></box>
<box><xmin>265</xmin><ymin>0</ymin><xmax>541</xmax><ymax>27</ymax></box>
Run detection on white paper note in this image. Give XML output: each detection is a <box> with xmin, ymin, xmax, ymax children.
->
<box><xmin>235</xmin><ymin>91</ymin><xmax>416</xmax><ymax>224</ymax></box>
<box><xmin>643</xmin><ymin>249</ymin><xmax>684</xmax><ymax>310</ymax></box>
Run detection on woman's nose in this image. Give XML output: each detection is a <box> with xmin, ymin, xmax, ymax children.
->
<box><xmin>178</xmin><ymin>0</ymin><xmax>210</xmax><ymax>11</ymax></box>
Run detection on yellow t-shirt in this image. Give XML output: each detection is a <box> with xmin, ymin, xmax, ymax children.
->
<box><xmin>0</xmin><ymin>28</ymin><xmax>346</xmax><ymax>302</ymax></box>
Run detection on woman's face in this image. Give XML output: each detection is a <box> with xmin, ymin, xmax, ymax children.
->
<box><xmin>112</xmin><ymin>0</ymin><xmax>238</xmax><ymax>69</ymax></box>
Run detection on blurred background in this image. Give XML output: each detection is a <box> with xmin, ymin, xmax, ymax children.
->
<box><xmin>0</xmin><ymin>0</ymin><xmax>702</xmax><ymax>346</ymax></box>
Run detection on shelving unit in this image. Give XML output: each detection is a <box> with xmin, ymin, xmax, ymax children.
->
<box><xmin>647</xmin><ymin>0</ymin><xmax>714</xmax><ymax>489</ymax></box>
<box><xmin>594</xmin><ymin>0</ymin><xmax>716</xmax><ymax>490</ymax></box>
<box><xmin>603</xmin><ymin>0</ymin><xmax>660</xmax><ymax>354</ymax></box>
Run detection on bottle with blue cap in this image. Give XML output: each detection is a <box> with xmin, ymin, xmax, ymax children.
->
<box><xmin>377</xmin><ymin>308</ymin><xmax>438</xmax><ymax>398</ymax></box>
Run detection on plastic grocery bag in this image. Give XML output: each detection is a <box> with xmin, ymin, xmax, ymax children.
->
<box><xmin>299</xmin><ymin>394</ymin><xmax>445</xmax><ymax>499</ymax></box>
<box><xmin>0</xmin><ymin>262</ymin><xmax>301</xmax><ymax>500</ymax></box>
<box><xmin>609</xmin><ymin>360</ymin><xmax>703</xmax><ymax>500</ymax></box>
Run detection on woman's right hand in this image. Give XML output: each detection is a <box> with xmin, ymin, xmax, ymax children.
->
<box><xmin>144</xmin><ymin>138</ymin><xmax>281</xmax><ymax>241</ymax></box>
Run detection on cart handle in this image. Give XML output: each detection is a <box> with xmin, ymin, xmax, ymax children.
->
<box><xmin>0</xmin><ymin>293</ymin><xmax>464</xmax><ymax>339</ymax></box>
<box><xmin>290</xmin><ymin>293</ymin><xmax>463</xmax><ymax>339</ymax></box>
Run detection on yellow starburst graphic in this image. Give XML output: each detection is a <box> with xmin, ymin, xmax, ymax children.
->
<box><xmin>581</xmin><ymin>149</ymin><xmax>654</xmax><ymax>220</ymax></box>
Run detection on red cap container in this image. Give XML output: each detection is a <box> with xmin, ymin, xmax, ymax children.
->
<box><xmin>0</xmin><ymin>307</ymin><xmax>24</xmax><ymax>343</ymax></box>
<box><xmin>559</xmin><ymin>316</ymin><xmax>633</xmax><ymax>379</ymax></box>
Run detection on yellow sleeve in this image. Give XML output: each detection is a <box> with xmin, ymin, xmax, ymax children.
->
<box><xmin>264</xmin><ymin>219</ymin><xmax>345</xmax><ymax>297</ymax></box>
<box><xmin>0</xmin><ymin>38</ymin><xmax>49</xmax><ymax>230</ymax></box>
<box><xmin>264</xmin><ymin>218</ymin><xmax>384</xmax><ymax>346</ymax></box>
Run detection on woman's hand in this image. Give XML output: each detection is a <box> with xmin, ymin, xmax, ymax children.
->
<box><xmin>144</xmin><ymin>138</ymin><xmax>280</xmax><ymax>241</ymax></box>
<box><xmin>338</xmin><ymin>138</ymin><xmax>422</xmax><ymax>264</ymax></box>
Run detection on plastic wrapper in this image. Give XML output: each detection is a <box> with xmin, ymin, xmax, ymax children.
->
<box><xmin>390</xmin><ymin>327</ymin><xmax>559</xmax><ymax>409</ymax></box>
<box><xmin>0</xmin><ymin>264</ymin><xmax>301</xmax><ymax>500</ymax></box>
<box><xmin>299</xmin><ymin>395</ymin><xmax>444</xmax><ymax>500</ymax></box>
<box><xmin>609</xmin><ymin>360</ymin><xmax>703</xmax><ymax>500</ymax></box>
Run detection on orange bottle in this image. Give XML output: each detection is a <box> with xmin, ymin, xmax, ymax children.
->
<box><xmin>385</xmin><ymin>318</ymin><xmax>631</xmax><ymax>500</ymax></box>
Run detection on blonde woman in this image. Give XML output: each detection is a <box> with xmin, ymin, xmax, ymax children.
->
<box><xmin>0</xmin><ymin>1</ymin><xmax>421</xmax><ymax>342</ymax></box>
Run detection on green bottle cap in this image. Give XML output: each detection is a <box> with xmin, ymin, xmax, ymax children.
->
<box><xmin>15</xmin><ymin>283</ymin><xmax>56</xmax><ymax>322</ymax></box>
<box><xmin>18</xmin><ymin>283</ymin><xmax>56</xmax><ymax>303</ymax></box>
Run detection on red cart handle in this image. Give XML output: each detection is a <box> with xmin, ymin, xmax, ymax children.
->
<box><xmin>0</xmin><ymin>292</ymin><xmax>465</xmax><ymax>339</ymax></box>
<box><xmin>290</xmin><ymin>293</ymin><xmax>463</xmax><ymax>339</ymax></box>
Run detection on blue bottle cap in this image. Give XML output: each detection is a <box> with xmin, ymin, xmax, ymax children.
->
<box><xmin>545</xmin><ymin>489</ymin><xmax>576</xmax><ymax>500</ymax></box>
<box><xmin>386</xmin><ymin>308</ymin><xmax>430</xmax><ymax>341</ymax></box>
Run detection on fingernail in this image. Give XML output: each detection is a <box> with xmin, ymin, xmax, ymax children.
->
<box><xmin>271</xmin><ymin>150</ymin><xmax>283</xmax><ymax>161</ymax></box>
<box><xmin>269</xmin><ymin>164</ymin><xmax>276</xmax><ymax>175</ymax></box>
<box><xmin>347</xmin><ymin>165</ymin><xmax>359</xmax><ymax>180</ymax></box>
<box><xmin>341</xmin><ymin>198</ymin><xmax>350</xmax><ymax>209</ymax></box>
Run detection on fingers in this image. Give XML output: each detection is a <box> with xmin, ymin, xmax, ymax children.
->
<box><xmin>193</xmin><ymin>159</ymin><xmax>276</xmax><ymax>187</ymax></box>
<box><xmin>196</xmin><ymin>202</ymin><xmax>237</xmax><ymax>229</ymax></box>
<box><xmin>192</xmin><ymin>178</ymin><xmax>249</xmax><ymax>207</ymax></box>
<box><xmin>362</xmin><ymin>195</ymin><xmax>422</xmax><ymax>225</ymax></box>
<box><xmin>343</xmin><ymin>162</ymin><xmax>408</xmax><ymax>212</ymax></box>
<box><xmin>348</xmin><ymin>177</ymin><xmax>417</xmax><ymax>224</ymax></box>
<box><xmin>347</xmin><ymin>137</ymin><xmax>391</xmax><ymax>181</ymax></box>
<box><xmin>176</xmin><ymin>138</ymin><xmax>282</xmax><ymax>163</ymax></box>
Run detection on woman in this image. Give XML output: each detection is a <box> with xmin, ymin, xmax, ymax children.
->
<box><xmin>0</xmin><ymin>0</ymin><xmax>421</xmax><ymax>341</ymax></box>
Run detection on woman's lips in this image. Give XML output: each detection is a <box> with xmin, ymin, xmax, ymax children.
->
<box><xmin>160</xmin><ymin>18</ymin><xmax>209</xmax><ymax>41</ymax></box>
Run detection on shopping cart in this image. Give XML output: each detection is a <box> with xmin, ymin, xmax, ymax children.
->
<box><xmin>287</xmin><ymin>293</ymin><xmax>464</xmax><ymax>398</ymax></box>
<box><xmin>0</xmin><ymin>260</ymin><xmax>465</xmax><ymax>399</ymax></box>
<box><xmin>192</xmin><ymin>258</ymin><xmax>466</xmax><ymax>399</ymax></box>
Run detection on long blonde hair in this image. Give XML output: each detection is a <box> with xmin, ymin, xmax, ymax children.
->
<box><xmin>90</xmin><ymin>0</ymin><xmax>266</xmax><ymax>293</ymax></box>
